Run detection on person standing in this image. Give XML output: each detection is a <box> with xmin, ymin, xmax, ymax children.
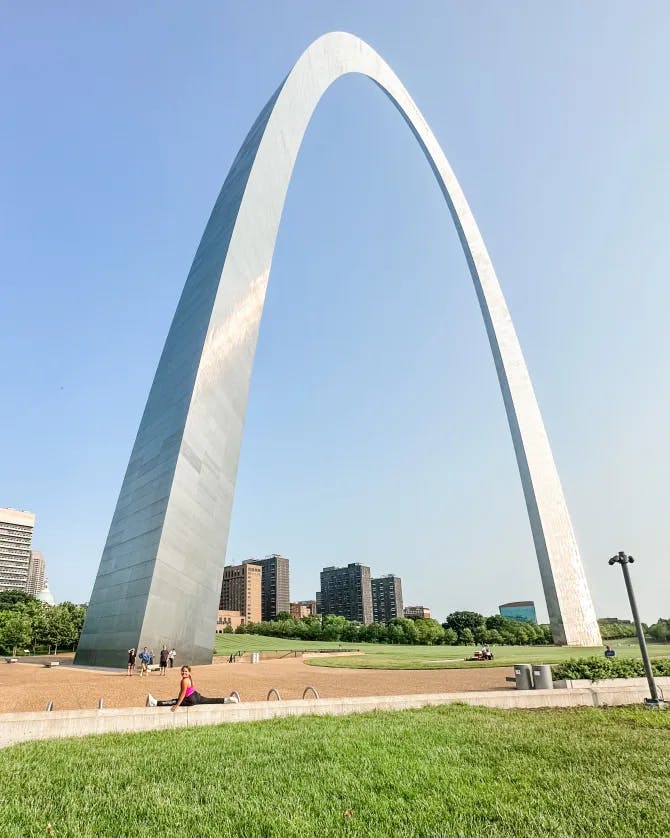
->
<box><xmin>159</xmin><ymin>645</ymin><xmax>169</xmax><ymax>675</ymax></box>
<box><xmin>138</xmin><ymin>647</ymin><xmax>151</xmax><ymax>676</ymax></box>
<box><xmin>168</xmin><ymin>647</ymin><xmax>176</xmax><ymax>668</ymax></box>
<box><xmin>127</xmin><ymin>648</ymin><xmax>137</xmax><ymax>676</ymax></box>
<box><xmin>146</xmin><ymin>666</ymin><xmax>239</xmax><ymax>710</ymax></box>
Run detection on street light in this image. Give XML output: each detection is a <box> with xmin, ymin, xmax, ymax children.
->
<box><xmin>608</xmin><ymin>551</ymin><xmax>665</xmax><ymax>709</ymax></box>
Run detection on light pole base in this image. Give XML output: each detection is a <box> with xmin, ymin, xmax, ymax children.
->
<box><xmin>643</xmin><ymin>698</ymin><xmax>667</xmax><ymax>710</ymax></box>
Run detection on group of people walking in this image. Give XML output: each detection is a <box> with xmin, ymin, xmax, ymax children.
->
<box><xmin>127</xmin><ymin>645</ymin><xmax>176</xmax><ymax>676</ymax></box>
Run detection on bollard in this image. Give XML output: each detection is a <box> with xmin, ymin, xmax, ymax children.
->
<box><xmin>45</xmin><ymin>701</ymin><xmax>54</xmax><ymax>712</ymax></box>
<box><xmin>266</xmin><ymin>688</ymin><xmax>281</xmax><ymax>701</ymax></box>
<box><xmin>302</xmin><ymin>686</ymin><xmax>319</xmax><ymax>700</ymax></box>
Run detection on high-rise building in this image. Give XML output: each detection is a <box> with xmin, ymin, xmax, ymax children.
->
<box><xmin>245</xmin><ymin>555</ymin><xmax>290</xmax><ymax>621</ymax></box>
<box><xmin>320</xmin><ymin>563</ymin><xmax>373</xmax><ymax>624</ymax></box>
<box><xmin>371</xmin><ymin>574</ymin><xmax>403</xmax><ymax>622</ymax></box>
<box><xmin>499</xmin><ymin>601</ymin><xmax>537</xmax><ymax>624</ymax></box>
<box><xmin>290</xmin><ymin>600</ymin><xmax>318</xmax><ymax>619</ymax></box>
<box><xmin>0</xmin><ymin>508</ymin><xmax>35</xmax><ymax>593</ymax></box>
<box><xmin>27</xmin><ymin>550</ymin><xmax>46</xmax><ymax>597</ymax></box>
<box><xmin>404</xmin><ymin>606</ymin><xmax>431</xmax><ymax>620</ymax></box>
<box><xmin>220</xmin><ymin>563</ymin><xmax>262</xmax><ymax>624</ymax></box>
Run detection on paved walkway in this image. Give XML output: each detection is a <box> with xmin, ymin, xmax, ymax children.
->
<box><xmin>0</xmin><ymin>656</ymin><xmax>510</xmax><ymax>712</ymax></box>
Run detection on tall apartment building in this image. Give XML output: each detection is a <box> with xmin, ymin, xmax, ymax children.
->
<box><xmin>26</xmin><ymin>550</ymin><xmax>46</xmax><ymax>597</ymax></box>
<box><xmin>245</xmin><ymin>555</ymin><xmax>290</xmax><ymax>621</ymax></box>
<box><xmin>0</xmin><ymin>508</ymin><xmax>35</xmax><ymax>592</ymax></box>
<box><xmin>219</xmin><ymin>562</ymin><xmax>262</xmax><ymax>624</ymax></box>
<box><xmin>404</xmin><ymin>605</ymin><xmax>431</xmax><ymax>620</ymax></box>
<box><xmin>371</xmin><ymin>574</ymin><xmax>403</xmax><ymax>622</ymax></box>
<box><xmin>319</xmin><ymin>563</ymin><xmax>373</xmax><ymax>624</ymax></box>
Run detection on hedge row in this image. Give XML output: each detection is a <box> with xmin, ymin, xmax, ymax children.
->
<box><xmin>552</xmin><ymin>656</ymin><xmax>670</xmax><ymax>681</ymax></box>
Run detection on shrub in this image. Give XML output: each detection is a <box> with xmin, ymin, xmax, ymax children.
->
<box><xmin>553</xmin><ymin>656</ymin><xmax>670</xmax><ymax>681</ymax></box>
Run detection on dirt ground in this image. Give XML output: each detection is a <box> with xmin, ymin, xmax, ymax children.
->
<box><xmin>0</xmin><ymin>655</ymin><xmax>511</xmax><ymax>713</ymax></box>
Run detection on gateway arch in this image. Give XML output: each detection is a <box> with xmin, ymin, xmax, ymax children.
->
<box><xmin>75</xmin><ymin>32</ymin><xmax>601</xmax><ymax>666</ymax></box>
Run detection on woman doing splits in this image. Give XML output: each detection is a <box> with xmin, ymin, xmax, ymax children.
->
<box><xmin>146</xmin><ymin>666</ymin><xmax>239</xmax><ymax>711</ymax></box>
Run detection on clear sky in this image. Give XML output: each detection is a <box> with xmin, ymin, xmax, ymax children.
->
<box><xmin>2</xmin><ymin>2</ymin><xmax>669</xmax><ymax>625</ymax></box>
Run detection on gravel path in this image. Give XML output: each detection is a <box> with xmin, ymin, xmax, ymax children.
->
<box><xmin>0</xmin><ymin>656</ymin><xmax>511</xmax><ymax>713</ymax></box>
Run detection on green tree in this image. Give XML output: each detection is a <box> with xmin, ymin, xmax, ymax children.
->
<box><xmin>321</xmin><ymin>615</ymin><xmax>348</xmax><ymax>641</ymax></box>
<box><xmin>648</xmin><ymin>619</ymin><xmax>670</xmax><ymax>642</ymax></box>
<box><xmin>444</xmin><ymin>611</ymin><xmax>485</xmax><ymax>635</ymax></box>
<box><xmin>0</xmin><ymin>590</ymin><xmax>37</xmax><ymax>610</ymax></box>
<box><xmin>363</xmin><ymin>622</ymin><xmax>388</xmax><ymax>643</ymax></box>
<box><xmin>0</xmin><ymin>612</ymin><xmax>32</xmax><ymax>655</ymax></box>
<box><xmin>413</xmin><ymin>618</ymin><xmax>444</xmax><ymax>645</ymax></box>
<box><xmin>43</xmin><ymin>606</ymin><xmax>76</xmax><ymax>653</ymax></box>
<box><xmin>442</xmin><ymin>627</ymin><xmax>458</xmax><ymax>645</ymax></box>
<box><xmin>459</xmin><ymin>627</ymin><xmax>475</xmax><ymax>646</ymax></box>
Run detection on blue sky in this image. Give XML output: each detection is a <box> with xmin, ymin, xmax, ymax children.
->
<box><xmin>2</xmin><ymin>2</ymin><xmax>669</xmax><ymax>624</ymax></box>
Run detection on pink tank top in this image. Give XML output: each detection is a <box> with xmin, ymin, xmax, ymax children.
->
<box><xmin>184</xmin><ymin>676</ymin><xmax>195</xmax><ymax>697</ymax></box>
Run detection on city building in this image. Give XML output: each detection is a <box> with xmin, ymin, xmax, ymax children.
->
<box><xmin>37</xmin><ymin>580</ymin><xmax>56</xmax><ymax>606</ymax></box>
<box><xmin>220</xmin><ymin>563</ymin><xmax>262</xmax><ymax>624</ymax></box>
<box><xmin>315</xmin><ymin>591</ymin><xmax>322</xmax><ymax>615</ymax></box>
<box><xmin>290</xmin><ymin>600</ymin><xmax>318</xmax><ymax>619</ymax></box>
<box><xmin>320</xmin><ymin>563</ymin><xmax>373</xmax><ymax>624</ymax></box>
<box><xmin>216</xmin><ymin>609</ymin><xmax>245</xmax><ymax>632</ymax></box>
<box><xmin>245</xmin><ymin>555</ymin><xmax>290</xmax><ymax>621</ymax></box>
<box><xmin>404</xmin><ymin>606</ymin><xmax>431</xmax><ymax>621</ymax></box>
<box><xmin>0</xmin><ymin>508</ymin><xmax>36</xmax><ymax>593</ymax></box>
<box><xmin>26</xmin><ymin>550</ymin><xmax>46</xmax><ymax>597</ymax></box>
<box><xmin>499</xmin><ymin>601</ymin><xmax>537</xmax><ymax>623</ymax></box>
<box><xmin>371</xmin><ymin>575</ymin><xmax>403</xmax><ymax>623</ymax></box>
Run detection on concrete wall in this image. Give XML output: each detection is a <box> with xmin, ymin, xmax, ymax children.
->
<box><xmin>1</xmin><ymin>682</ymin><xmax>663</xmax><ymax>749</ymax></box>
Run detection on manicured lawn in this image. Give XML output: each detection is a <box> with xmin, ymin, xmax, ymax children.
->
<box><xmin>2</xmin><ymin>705</ymin><xmax>669</xmax><ymax>837</ymax></box>
<box><xmin>306</xmin><ymin>641</ymin><xmax>670</xmax><ymax>670</ymax></box>
<box><xmin>214</xmin><ymin>634</ymin><xmax>354</xmax><ymax>654</ymax></box>
<box><xmin>214</xmin><ymin>634</ymin><xmax>670</xmax><ymax>670</ymax></box>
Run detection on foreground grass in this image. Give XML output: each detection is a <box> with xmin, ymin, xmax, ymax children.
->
<box><xmin>213</xmin><ymin>634</ymin><xmax>670</xmax><ymax>670</ymax></box>
<box><xmin>1</xmin><ymin>705</ymin><xmax>669</xmax><ymax>837</ymax></box>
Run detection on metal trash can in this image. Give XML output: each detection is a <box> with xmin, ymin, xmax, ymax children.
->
<box><xmin>250</xmin><ymin>652</ymin><xmax>260</xmax><ymax>664</ymax></box>
<box><xmin>532</xmin><ymin>664</ymin><xmax>553</xmax><ymax>690</ymax></box>
<box><xmin>512</xmin><ymin>663</ymin><xmax>534</xmax><ymax>690</ymax></box>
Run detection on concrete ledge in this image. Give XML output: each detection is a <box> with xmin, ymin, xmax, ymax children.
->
<box><xmin>0</xmin><ymin>683</ymin><xmax>661</xmax><ymax>749</ymax></box>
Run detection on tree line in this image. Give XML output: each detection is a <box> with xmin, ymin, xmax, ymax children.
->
<box><xmin>233</xmin><ymin>610</ymin><xmax>554</xmax><ymax>645</ymax></box>
<box><xmin>234</xmin><ymin>610</ymin><xmax>670</xmax><ymax>646</ymax></box>
<box><xmin>0</xmin><ymin>590</ymin><xmax>86</xmax><ymax>655</ymax></box>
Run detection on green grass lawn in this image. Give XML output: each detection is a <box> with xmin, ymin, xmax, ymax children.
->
<box><xmin>2</xmin><ymin>705</ymin><xmax>669</xmax><ymax>837</ymax></box>
<box><xmin>214</xmin><ymin>634</ymin><xmax>670</xmax><ymax>670</ymax></box>
<box><xmin>214</xmin><ymin>634</ymin><xmax>354</xmax><ymax>655</ymax></box>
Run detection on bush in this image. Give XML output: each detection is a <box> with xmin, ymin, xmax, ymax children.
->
<box><xmin>553</xmin><ymin>656</ymin><xmax>670</xmax><ymax>681</ymax></box>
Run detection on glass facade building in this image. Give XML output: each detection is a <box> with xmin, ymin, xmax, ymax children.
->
<box><xmin>499</xmin><ymin>601</ymin><xmax>537</xmax><ymax>624</ymax></box>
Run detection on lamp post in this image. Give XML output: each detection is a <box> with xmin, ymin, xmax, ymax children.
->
<box><xmin>608</xmin><ymin>551</ymin><xmax>665</xmax><ymax>709</ymax></box>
